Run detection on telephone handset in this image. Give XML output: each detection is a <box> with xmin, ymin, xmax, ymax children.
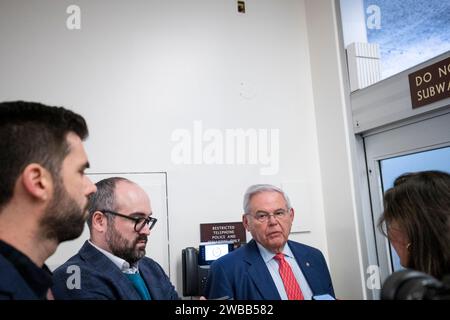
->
<box><xmin>182</xmin><ymin>247</ymin><xmax>199</xmax><ymax>296</ymax></box>
<box><xmin>182</xmin><ymin>243</ymin><xmax>235</xmax><ymax>297</ymax></box>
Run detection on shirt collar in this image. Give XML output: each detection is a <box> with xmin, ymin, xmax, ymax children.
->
<box><xmin>88</xmin><ymin>240</ymin><xmax>139</xmax><ymax>273</ymax></box>
<box><xmin>256</xmin><ymin>241</ymin><xmax>294</xmax><ymax>263</ymax></box>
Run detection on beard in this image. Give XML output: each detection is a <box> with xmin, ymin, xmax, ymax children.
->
<box><xmin>40</xmin><ymin>176</ymin><xmax>87</xmax><ymax>243</ymax></box>
<box><xmin>105</xmin><ymin>221</ymin><xmax>147</xmax><ymax>264</ymax></box>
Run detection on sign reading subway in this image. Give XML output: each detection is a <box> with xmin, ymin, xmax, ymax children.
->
<box><xmin>408</xmin><ymin>56</ymin><xmax>450</xmax><ymax>109</ymax></box>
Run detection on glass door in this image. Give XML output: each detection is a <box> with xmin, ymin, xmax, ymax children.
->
<box><xmin>363</xmin><ymin>111</ymin><xmax>450</xmax><ymax>295</ymax></box>
<box><xmin>379</xmin><ymin>147</ymin><xmax>450</xmax><ymax>272</ymax></box>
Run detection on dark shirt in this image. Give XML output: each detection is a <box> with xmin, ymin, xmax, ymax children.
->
<box><xmin>0</xmin><ymin>239</ymin><xmax>52</xmax><ymax>299</ymax></box>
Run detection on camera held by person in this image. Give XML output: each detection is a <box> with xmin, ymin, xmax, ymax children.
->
<box><xmin>381</xmin><ymin>269</ymin><xmax>450</xmax><ymax>300</ymax></box>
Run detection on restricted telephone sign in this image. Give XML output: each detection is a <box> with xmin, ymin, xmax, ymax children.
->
<box><xmin>200</xmin><ymin>222</ymin><xmax>246</xmax><ymax>245</ymax></box>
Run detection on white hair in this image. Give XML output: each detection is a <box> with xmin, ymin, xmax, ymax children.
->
<box><xmin>243</xmin><ymin>184</ymin><xmax>292</xmax><ymax>214</ymax></box>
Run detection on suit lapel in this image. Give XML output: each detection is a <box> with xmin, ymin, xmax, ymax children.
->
<box><xmin>289</xmin><ymin>241</ymin><xmax>319</xmax><ymax>295</ymax></box>
<box><xmin>139</xmin><ymin>261</ymin><xmax>161</xmax><ymax>300</ymax></box>
<box><xmin>78</xmin><ymin>241</ymin><xmax>142</xmax><ymax>300</ymax></box>
<box><xmin>244</xmin><ymin>240</ymin><xmax>281</xmax><ymax>300</ymax></box>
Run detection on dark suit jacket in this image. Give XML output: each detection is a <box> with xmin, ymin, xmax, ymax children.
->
<box><xmin>0</xmin><ymin>254</ymin><xmax>39</xmax><ymax>300</ymax></box>
<box><xmin>205</xmin><ymin>239</ymin><xmax>335</xmax><ymax>300</ymax></box>
<box><xmin>52</xmin><ymin>241</ymin><xmax>179</xmax><ymax>300</ymax></box>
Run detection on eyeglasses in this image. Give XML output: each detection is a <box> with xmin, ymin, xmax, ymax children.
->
<box><xmin>247</xmin><ymin>210</ymin><xmax>289</xmax><ymax>223</ymax></box>
<box><xmin>101</xmin><ymin>210</ymin><xmax>157</xmax><ymax>232</ymax></box>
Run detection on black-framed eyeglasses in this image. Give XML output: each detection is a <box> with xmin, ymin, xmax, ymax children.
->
<box><xmin>101</xmin><ymin>210</ymin><xmax>157</xmax><ymax>232</ymax></box>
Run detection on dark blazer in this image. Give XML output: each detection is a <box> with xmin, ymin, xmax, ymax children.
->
<box><xmin>205</xmin><ymin>239</ymin><xmax>335</xmax><ymax>300</ymax></box>
<box><xmin>0</xmin><ymin>255</ymin><xmax>39</xmax><ymax>300</ymax></box>
<box><xmin>52</xmin><ymin>241</ymin><xmax>179</xmax><ymax>300</ymax></box>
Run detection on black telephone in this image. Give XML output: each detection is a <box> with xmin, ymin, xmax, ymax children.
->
<box><xmin>182</xmin><ymin>243</ymin><xmax>235</xmax><ymax>297</ymax></box>
<box><xmin>182</xmin><ymin>247</ymin><xmax>199</xmax><ymax>296</ymax></box>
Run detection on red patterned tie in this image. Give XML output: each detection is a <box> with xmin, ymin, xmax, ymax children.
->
<box><xmin>274</xmin><ymin>253</ymin><xmax>304</xmax><ymax>300</ymax></box>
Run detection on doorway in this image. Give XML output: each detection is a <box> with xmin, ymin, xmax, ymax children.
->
<box><xmin>363</xmin><ymin>111</ymin><xmax>450</xmax><ymax>292</ymax></box>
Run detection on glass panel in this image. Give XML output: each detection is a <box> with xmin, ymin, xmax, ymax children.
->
<box><xmin>364</xmin><ymin>0</ymin><xmax>450</xmax><ymax>79</ymax></box>
<box><xmin>340</xmin><ymin>0</ymin><xmax>450</xmax><ymax>82</ymax></box>
<box><xmin>379</xmin><ymin>146</ymin><xmax>450</xmax><ymax>271</ymax></box>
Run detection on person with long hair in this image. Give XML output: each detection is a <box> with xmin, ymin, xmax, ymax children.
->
<box><xmin>378</xmin><ymin>170</ymin><xmax>450</xmax><ymax>280</ymax></box>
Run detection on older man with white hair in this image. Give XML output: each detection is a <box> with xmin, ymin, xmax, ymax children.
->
<box><xmin>205</xmin><ymin>184</ymin><xmax>335</xmax><ymax>300</ymax></box>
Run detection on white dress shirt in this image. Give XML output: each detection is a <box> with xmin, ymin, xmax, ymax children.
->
<box><xmin>256</xmin><ymin>242</ymin><xmax>313</xmax><ymax>300</ymax></box>
<box><xmin>88</xmin><ymin>240</ymin><xmax>139</xmax><ymax>274</ymax></box>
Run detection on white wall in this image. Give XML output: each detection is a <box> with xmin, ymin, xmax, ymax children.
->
<box><xmin>304</xmin><ymin>0</ymin><xmax>365</xmax><ymax>299</ymax></box>
<box><xmin>0</xmin><ymin>0</ymin><xmax>335</xmax><ymax>295</ymax></box>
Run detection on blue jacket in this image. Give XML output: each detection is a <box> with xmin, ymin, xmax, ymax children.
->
<box><xmin>205</xmin><ymin>239</ymin><xmax>335</xmax><ymax>300</ymax></box>
<box><xmin>52</xmin><ymin>241</ymin><xmax>179</xmax><ymax>300</ymax></box>
<box><xmin>0</xmin><ymin>254</ymin><xmax>39</xmax><ymax>300</ymax></box>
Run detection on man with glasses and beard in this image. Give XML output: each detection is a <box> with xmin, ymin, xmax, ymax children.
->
<box><xmin>52</xmin><ymin>177</ymin><xmax>179</xmax><ymax>300</ymax></box>
<box><xmin>0</xmin><ymin>101</ymin><xmax>97</xmax><ymax>300</ymax></box>
<box><xmin>205</xmin><ymin>184</ymin><xmax>335</xmax><ymax>300</ymax></box>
